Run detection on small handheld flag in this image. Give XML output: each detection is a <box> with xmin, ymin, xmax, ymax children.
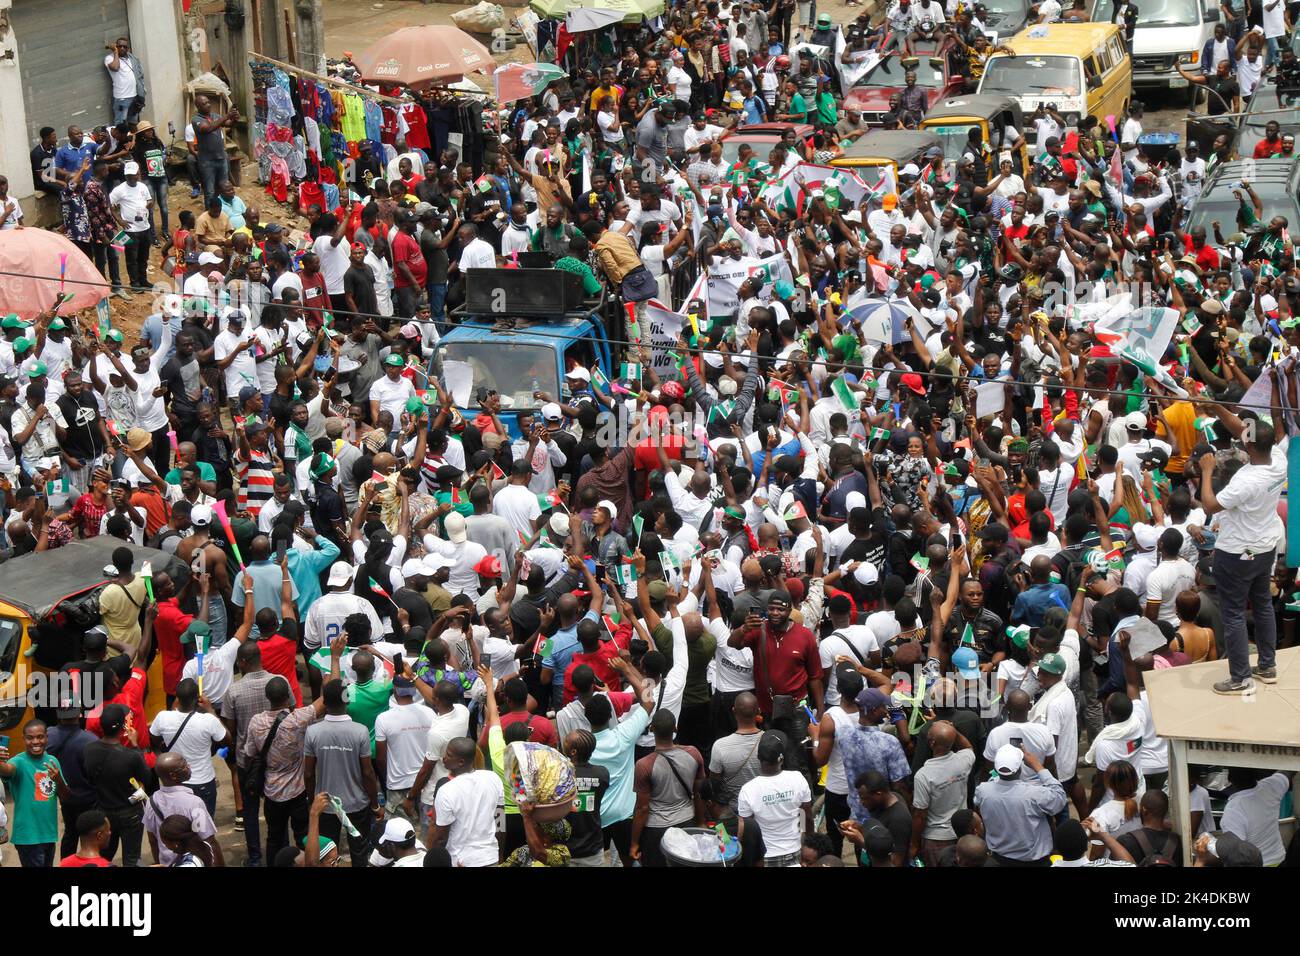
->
<box><xmin>140</xmin><ymin>561</ymin><xmax>154</xmax><ymax>602</ymax></box>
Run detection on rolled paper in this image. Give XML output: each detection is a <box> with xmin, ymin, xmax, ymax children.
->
<box><xmin>212</xmin><ymin>498</ymin><xmax>245</xmax><ymax>569</ymax></box>
<box><xmin>167</xmin><ymin>430</ymin><xmax>178</xmax><ymax>451</ymax></box>
<box><xmin>140</xmin><ymin>561</ymin><xmax>154</xmax><ymax>602</ymax></box>
<box><xmin>58</xmin><ymin>253</ymin><xmax>68</xmax><ymax>292</ymax></box>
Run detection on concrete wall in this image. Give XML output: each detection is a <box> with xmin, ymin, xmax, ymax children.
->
<box><xmin>0</xmin><ymin>0</ymin><xmax>185</xmax><ymax>203</ymax></box>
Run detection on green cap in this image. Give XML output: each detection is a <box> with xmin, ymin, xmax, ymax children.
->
<box><xmin>180</xmin><ymin>620</ymin><xmax>212</xmax><ymax>645</ymax></box>
<box><xmin>311</xmin><ymin>453</ymin><xmax>338</xmax><ymax>479</ymax></box>
<box><xmin>26</xmin><ymin>361</ymin><xmax>47</xmax><ymax>378</ymax></box>
<box><xmin>48</xmin><ymin>318</ymin><xmax>68</xmax><ymax>331</ymax></box>
<box><xmin>383</xmin><ymin>353</ymin><xmax>405</xmax><ymax>367</ymax></box>
<box><xmin>12</xmin><ymin>337</ymin><xmax>33</xmax><ymax>354</ymax></box>
<box><xmin>1</xmin><ymin>315</ymin><xmax>27</xmax><ymax>330</ymax></box>
<box><xmin>647</xmin><ymin>580</ymin><xmax>669</xmax><ymax>600</ymax></box>
<box><xmin>405</xmin><ymin>395</ymin><xmax>425</xmax><ymax>414</ymax></box>
<box><xmin>1037</xmin><ymin>652</ymin><xmax>1067</xmax><ymax>675</ymax></box>
<box><xmin>1007</xmin><ymin>625</ymin><xmax>1031</xmax><ymax>648</ymax></box>
<box><xmin>105</xmin><ymin>329</ymin><xmax>125</xmax><ymax>343</ymax></box>
<box><xmin>723</xmin><ymin>505</ymin><xmax>745</xmax><ymax>521</ymax></box>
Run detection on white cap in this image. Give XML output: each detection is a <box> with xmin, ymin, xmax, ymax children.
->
<box><xmin>123</xmin><ymin>161</ymin><xmax>140</xmax><ymax>175</ymax></box>
<box><xmin>717</xmin><ymin>376</ymin><xmax>738</xmax><ymax>397</ymax></box>
<box><xmin>548</xmin><ymin>512</ymin><xmax>570</xmax><ymax>537</ymax></box>
<box><xmin>843</xmin><ymin>210</ymin><xmax>862</xmax><ymax>224</ymax></box>
<box><xmin>444</xmin><ymin>511</ymin><xmax>468</xmax><ymax>544</ymax></box>
<box><xmin>327</xmin><ymin>561</ymin><xmax>356</xmax><ymax>588</ymax></box>
<box><xmin>399</xmin><ymin>322</ymin><xmax>422</xmax><ymax>340</ymax></box>
<box><xmin>191</xmin><ymin>504</ymin><xmax>213</xmax><ymax>526</ymax></box>
<box><xmin>566</xmin><ymin>366</ymin><xmax>591</xmax><ymax>382</ymax></box>
<box><xmin>899</xmin><ymin>163</ymin><xmax>920</xmax><ymax>178</ymax></box>
<box><xmin>845</xmin><ymin>491</ymin><xmax>867</xmax><ymax>513</ymax></box>
<box><xmin>541</xmin><ymin>401</ymin><xmax>563</xmax><ymax>422</ymax></box>
<box><xmin>1132</xmin><ymin>522</ymin><xmax>1159</xmax><ymax>551</ymax></box>
<box><xmin>380</xmin><ymin>818</ymin><xmax>415</xmax><ymax>844</ymax></box>
<box><xmin>702</xmin><ymin>349</ymin><xmax>723</xmax><ymax>369</ymax></box>
<box><xmin>423</xmin><ymin>553</ymin><xmax>455</xmax><ymax>573</ymax></box>
<box><xmin>596</xmin><ymin>499</ymin><xmax>618</xmax><ymax>522</ymax></box>
<box><xmin>1124</xmin><ymin>411</ymin><xmax>1148</xmax><ymax>431</ymax></box>
<box><xmin>197</xmin><ymin>251</ymin><xmax>222</xmax><ymax>265</ymax></box>
<box><xmin>853</xmin><ymin>561</ymin><xmax>879</xmax><ymax>586</ymax></box>
<box><xmin>994</xmin><ymin>744</ymin><xmax>1024</xmax><ymax>777</ymax></box>
<box><xmin>400</xmin><ymin>558</ymin><xmax>429</xmax><ymax>578</ymax></box>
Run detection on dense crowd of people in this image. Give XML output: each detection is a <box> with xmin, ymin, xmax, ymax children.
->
<box><xmin>0</xmin><ymin>0</ymin><xmax>1298</xmax><ymax>870</ymax></box>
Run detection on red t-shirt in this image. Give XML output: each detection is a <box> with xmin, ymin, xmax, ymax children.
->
<box><xmin>154</xmin><ymin>598</ymin><xmax>194</xmax><ymax>696</ymax></box>
<box><xmin>1253</xmin><ymin>138</ymin><xmax>1282</xmax><ymax>159</ymax></box>
<box><xmin>561</xmin><ymin>644</ymin><xmax>624</xmax><ymax>706</ymax></box>
<box><xmin>86</xmin><ymin>666</ymin><xmax>150</xmax><ymax>752</ymax></box>
<box><xmin>1182</xmin><ymin>235</ymin><xmax>1220</xmax><ymax>272</ymax></box>
<box><xmin>299</xmin><ymin>270</ymin><xmax>329</xmax><ymax>318</ymax></box>
<box><xmin>737</xmin><ymin>622</ymin><xmax>820</xmax><ymax>716</ymax></box>
<box><xmin>68</xmin><ymin>493</ymin><xmax>108</xmax><ymax>538</ymax></box>
<box><xmin>259</xmin><ymin>633</ymin><xmax>303</xmax><ymax>706</ymax></box>
<box><xmin>59</xmin><ymin>855</ymin><xmax>112</xmax><ymax>867</ymax></box>
<box><xmin>478</xmin><ymin>710</ymin><xmax>558</xmax><ymax>748</ymax></box>
<box><xmin>391</xmin><ymin>231</ymin><xmax>427</xmax><ymax>288</ymax></box>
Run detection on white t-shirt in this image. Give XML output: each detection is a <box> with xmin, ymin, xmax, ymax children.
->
<box><xmin>312</xmin><ymin>235</ymin><xmax>351</xmax><ymax>295</ymax></box>
<box><xmin>149</xmin><ymin>710</ymin><xmax>227</xmax><ymax>785</ymax></box>
<box><xmin>983</xmin><ymin>721</ymin><xmax>1056</xmax><ymax>767</ymax></box>
<box><xmin>1144</xmin><ymin>558</ymin><xmax>1196</xmax><ymax>624</ymax></box>
<box><xmin>1263</xmin><ymin>0</ymin><xmax>1287</xmax><ymax>38</ymax></box>
<box><xmin>419</xmin><ymin>703</ymin><xmax>470</xmax><ymax>804</ymax></box>
<box><xmin>819</xmin><ymin>626</ymin><xmax>878</xmax><ymax>706</ymax></box>
<box><xmin>1038</xmin><ymin>688</ymin><xmax>1078</xmax><ymax>781</ymax></box>
<box><xmin>213</xmin><ymin>328</ymin><xmax>258</xmax><ymax>398</ymax></box>
<box><xmin>109</xmin><ymin>181</ymin><xmax>153</xmax><ymax>232</ymax></box>
<box><xmin>1091</xmin><ymin>797</ymin><xmax>1143</xmax><ymax>841</ymax></box>
<box><xmin>251</xmin><ymin>325</ymin><xmax>284</xmax><ymax>395</ymax></box>
<box><xmin>434</xmin><ymin>768</ymin><xmax>504</xmax><ymax>866</ymax></box>
<box><xmin>1220</xmin><ymin>773</ymin><xmax>1290</xmax><ymax>865</ymax></box>
<box><xmin>181</xmin><ymin>638</ymin><xmax>241</xmax><ymax>710</ymax></box>
<box><xmin>1214</xmin><ymin>439</ymin><xmax>1287</xmax><ymax>555</ymax></box>
<box><xmin>737</xmin><ymin>770</ymin><xmax>811</xmax><ymax>860</ymax></box>
<box><xmin>368</xmin><ymin>373</ymin><xmax>415</xmax><ymax>426</ymax></box>
<box><xmin>865</xmin><ymin>609</ymin><xmax>903</xmax><ymax>648</ymax></box>
<box><xmin>458</xmin><ymin>237</ymin><xmax>496</xmax><ymax>272</ymax></box>
<box><xmin>303</xmin><ymin>591</ymin><xmax>385</xmax><ymax>650</ymax></box>
<box><xmin>373</xmin><ymin>702</ymin><xmax>436</xmax><ymax>789</ymax></box>
<box><xmin>105</xmin><ymin>53</ymin><xmax>138</xmax><ymax>99</ymax></box>
<box><xmin>0</xmin><ymin>196</ymin><xmax>25</xmax><ymax>229</ymax></box>
<box><xmin>492</xmin><ymin>483</ymin><xmax>542</xmax><ymax>539</ymax></box>
<box><xmin>1134</xmin><ymin>693</ymin><xmax>1167</xmax><ymax>774</ymax></box>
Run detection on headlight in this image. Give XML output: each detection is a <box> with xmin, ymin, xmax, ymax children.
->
<box><xmin>1188</xmin><ymin>51</ymin><xmax>1199</xmax><ymax>64</ymax></box>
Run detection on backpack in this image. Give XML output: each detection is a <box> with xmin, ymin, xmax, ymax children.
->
<box><xmin>1132</xmin><ymin>829</ymin><xmax>1178</xmax><ymax>867</ymax></box>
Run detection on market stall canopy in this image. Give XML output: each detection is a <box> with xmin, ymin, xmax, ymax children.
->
<box><xmin>566</xmin><ymin>7</ymin><xmax>625</xmax><ymax>30</ymax></box>
<box><xmin>352</xmin><ymin>25</ymin><xmax>493</xmax><ymax>87</ymax></box>
<box><xmin>528</xmin><ymin>0</ymin><xmax>665</xmax><ymax>26</ymax></box>
<box><xmin>0</xmin><ymin>229</ymin><xmax>108</xmax><ymax>320</ymax></box>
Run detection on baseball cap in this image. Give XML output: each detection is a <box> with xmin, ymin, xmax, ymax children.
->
<box><xmin>444</xmin><ymin>511</ymin><xmax>468</xmax><ymax>544</ymax></box>
<box><xmin>951</xmin><ymin>646</ymin><xmax>980</xmax><ymax>679</ymax></box>
<box><xmin>191</xmin><ymin>504</ymin><xmax>213</xmax><ymax>527</ymax></box>
<box><xmin>123</xmin><ymin>161</ymin><xmax>140</xmax><ymax>175</ymax></box>
<box><xmin>994</xmin><ymin>744</ymin><xmax>1024</xmax><ymax>777</ymax></box>
<box><xmin>1132</xmin><ymin>522</ymin><xmax>1160</xmax><ymax>551</ymax></box>
<box><xmin>855</xmin><ymin>687</ymin><xmax>891</xmax><ymax>711</ymax></box>
<box><xmin>197</xmin><ymin>251</ymin><xmax>222</xmax><ymax>265</ymax></box>
<box><xmin>26</xmin><ymin>361</ymin><xmax>48</xmax><ymax>378</ymax></box>
<box><xmin>392</xmin><ymin>677</ymin><xmax>418</xmax><ymax>700</ymax></box>
<box><xmin>647</xmin><ymin>580</ymin><xmax>669</xmax><ymax>600</ymax></box>
<box><xmin>852</xmin><ymin>561</ymin><xmax>879</xmax><ymax>586</ymax></box>
<box><xmin>1037</xmin><ymin>652</ymin><xmax>1067</xmax><ymax>675</ymax></box>
<box><xmin>473</xmin><ymin>555</ymin><xmax>503</xmax><ymax>577</ymax></box>
<box><xmin>422</xmin><ymin>553</ymin><xmax>455</xmax><ymax>574</ymax></box>
<box><xmin>596</xmin><ymin>499</ymin><xmax>618</xmax><ymax>522</ymax></box>
<box><xmin>540</xmin><ymin>401</ymin><xmax>563</xmax><ymax>422</ymax></box>
<box><xmin>1210</xmin><ymin>830</ymin><xmax>1263</xmax><ymax>867</ymax></box>
<box><xmin>566</xmin><ymin>366</ymin><xmax>591</xmax><ymax>382</ymax></box>
<box><xmin>380</xmin><ymin>818</ymin><xmax>416</xmax><ymax>844</ymax></box>
<box><xmin>327</xmin><ymin>561</ymin><xmax>356</xmax><ymax>588</ymax></box>
<box><xmin>383</xmin><ymin>353</ymin><xmax>406</xmax><ymax>367</ymax></box>
<box><xmin>1124</xmin><ymin>411</ymin><xmax>1148</xmax><ymax>431</ymax></box>
<box><xmin>901</xmin><ymin>372</ymin><xmax>925</xmax><ymax>395</ymax></box>
<box><xmin>1199</xmin><ymin>298</ymin><xmax>1225</xmax><ymax>315</ymax></box>
<box><xmin>400</xmin><ymin>558</ymin><xmax>429</xmax><ymax>579</ymax></box>
<box><xmin>881</xmin><ymin>193</ymin><xmax>898</xmax><ymax>210</ymax></box>
<box><xmin>548</xmin><ymin>512</ymin><xmax>571</xmax><ymax>537</ymax></box>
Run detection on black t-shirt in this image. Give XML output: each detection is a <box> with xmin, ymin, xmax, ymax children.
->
<box><xmin>873</xmin><ymin>797</ymin><xmax>913</xmax><ymax>859</ymax></box>
<box><xmin>83</xmin><ymin>740</ymin><xmax>150</xmax><ymax>811</ymax></box>
<box><xmin>566</xmin><ymin>761</ymin><xmax>610</xmax><ymax>859</ymax></box>
<box><xmin>942</xmin><ymin>607</ymin><xmax>1006</xmax><ymax>663</ymax></box>
<box><xmin>343</xmin><ymin>263</ymin><xmax>378</xmax><ymax>317</ymax></box>
<box><xmin>1117</xmin><ymin>827</ymin><xmax>1183</xmax><ymax>866</ymax></box>
<box><xmin>419</xmin><ymin>228</ymin><xmax>450</xmax><ymax>284</ymax></box>
<box><xmin>310</xmin><ymin>481</ymin><xmax>347</xmax><ymax>545</ymax></box>
<box><xmin>1206</xmin><ymin>77</ymin><xmax>1239</xmax><ymax>116</ymax></box>
<box><xmin>55</xmin><ymin>391</ymin><xmax>105</xmax><ymax>460</ymax></box>
<box><xmin>392</xmin><ymin>587</ymin><xmax>433</xmax><ymax>635</ymax></box>
<box><xmin>268</xmin><ymin>392</ymin><xmax>294</xmax><ymax>433</ymax></box>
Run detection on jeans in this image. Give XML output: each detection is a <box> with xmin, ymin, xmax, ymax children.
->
<box><xmin>1213</xmin><ymin>548</ymin><xmax>1277</xmax><ymax>683</ymax></box>
<box><xmin>823</xmin><ymin>789</ymin><xmax>851</xmax><ymax>859</ymax></box>
<box><xmin>264</xmin><ymin>791</ymin><xmax>310</xmax><ymax>863</ymax></box>
<box><xmin>186</xmin><ymin>779</ymin><xmax>218</xmax><ymax>816</ymax></box>
<box><xmin>237</xmin><ymin>766</ymin><xmax>263</xmax><ymax>864</ymax></box>
<box><xmin>113</xmin><ymin>96</ymin><xmax>140</xmax><ymax>125</ymax></box>
<box><xmin>394</xmin><ymin>285</ymin><xmax>420</xmax><ymax>320</ymax></box>
<box><xmin>147</xmin><ymin>175</ymin><xmax>170</xmax><ymax>236</ymax></box>
<box><xmin>317</xmin><ymin>806</ymin><xmax>373</xmax><ymax>867</ymax></box>
<box><xmin>92</xmin><ymin>239</ymin><xmax>123</xmax><ymax>290</ymax></box>
<box><xmin>197</xmin><ymin>156</ymin><xmax>229</xmax><ymax>208</ymax></box>
<box><xmin>123</xmin><ymin>228</ymin><xmax>153</xmax><ymax>289</ymax></box>
<box><xmin>16</xmin><ymin>843</ymin><xmax>56</xmax><ymax>867</ymax></box>
<box><xmin>207</xmin><ymin>593</ymin><xmax>229</xmax><ymax>647</ymax></box>
<box><xmin>1267</xmin><ymin>35</ymin><xmax>1280</xmax><ymax>67</ymax></box>
<box><xmin>427</xmin><ymin>281</ymin><xmax>448</xmax><ymax>328</ymax></box>
<box><xmin>150</xmin><ymin>424</ymin><xmax>172</xmax><ymax>478</ymax></box>
<box><xmin>105</xmin><ymin>805</ymin><xmax>145</xmax><ymax>867</ymax></box>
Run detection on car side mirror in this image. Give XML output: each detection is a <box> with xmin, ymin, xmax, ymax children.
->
<box><xmin>1203</xmin><ymin>4</ymin><xmax>1220</xmax><ymax>22</ymax></box>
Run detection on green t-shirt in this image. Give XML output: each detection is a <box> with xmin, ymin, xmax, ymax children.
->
<box><xmin>788</xmin><ymin>93</ymin><xmax>809</xmax><ymax>123</ymax></box>
<box><xmin>346</xmin><ymin>678</ymin><xmax>393</xmax><ymax>753</ymax></box>
<box><xmin>816</xmin><ymin>91</ymin><xmax>837</xmax><ymax>127</ymax></box>
<box><xmin>165</xmin><ymin>461</ymin><xmax>217</xmax><ymax>484</ymax></box>
<box><xmin>6</xmin><ymin>751</ymin><xmax>61</xmax><ymax>845</ymax></box>
<box><xmin>651</xmin><ymin>620</ymin><xmax>718</xmax><ymax>707</ymax></box>
<box><xmin>555</xmin><ymin>256</ymin><xmax>603</xmax><ymax>295</ymax></box>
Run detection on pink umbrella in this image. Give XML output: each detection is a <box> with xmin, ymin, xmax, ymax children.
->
<box><xmin>352</xmin><ymin>25</ymin><xmax>493</xmax><ymax>88</ymax></box>
<box><xmin>0</xmin><ymin>228</ymin><xmax>108</xmax><ymax>320</ymax></box>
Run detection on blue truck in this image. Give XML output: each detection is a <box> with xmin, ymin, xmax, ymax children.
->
<box><xmin>427</xmin><ymin>268</ymin><xmax>616</xmax><ymax>440</ymax></box>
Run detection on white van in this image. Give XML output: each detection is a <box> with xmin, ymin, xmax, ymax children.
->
<box><xmin>1090</xmin><ymin>0</ymin><xmax>1218</xmax><ymax>102</ymax></box>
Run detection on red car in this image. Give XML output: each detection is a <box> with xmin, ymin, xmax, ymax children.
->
<box><xmin>719</xmin><ymin>122</ymin><xmax>816</xmax><ymax>167</ymax></box>
<box><xmin>843</xmin><ymin>45</ymin><xmax>967</xmax><ymax>125</ymax></box>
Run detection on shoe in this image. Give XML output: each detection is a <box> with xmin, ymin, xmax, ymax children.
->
<box><xmin>233</xmin><ymin>812</ymin><xmax>245</xmax><ymax>832</ymax></box>
<box><xmin>242</xmin><ymin>858</ymin><xmax>262</xmax><ymax>867</ymax></box>
<box><xmin>190</xmin><ymin>186</ymin><xmax>201</xmax><ymax>199</ymax></box>
<box><xmin>117</xmin><ymin>288</ymin><xmax>134</xmax><ymax>301</ymax></box>
<box><xmin>1251</xmin><ymin>665</ymin><xmax>1278</xmax><ymax>684</ymax></box>
<box><xmin>1212</xmin><ymin>677</ymin><xmax>1255</xmax><ymax>695</ymax></box>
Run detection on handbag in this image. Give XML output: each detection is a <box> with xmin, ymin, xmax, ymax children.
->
<box><xmin>245</xmin><ymin>711</ymin><xmax>290</xmax><ymax>794</ymax></box>
<box><xmin>620</xmin><ymin>264</ymin><xmax>658</xmax><ymax>303</ymax></box>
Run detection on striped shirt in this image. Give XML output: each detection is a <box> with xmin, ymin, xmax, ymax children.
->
<box><xmin>238</xmin><ymin>449</ymin><xmax>276</xmax><ymax>517</ymax></box>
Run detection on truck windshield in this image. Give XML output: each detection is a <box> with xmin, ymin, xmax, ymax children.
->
<box><xmin>0</xmin><ymin>617</ymin><xmax>22</xmax><ymax>681</ymax></box>
<box><xmin>928</xmin><ymin>123</ymin><xmax>980</xmax><ymax>163</ymax></box>
<box><xmin>1094</xmin><ymin>0</ymin><xmax>1200</xmax><ymax>26</ymax></box>
<box><xmin>981</xmin><ymin>56</ymin><xmax>1081</xmax><ymax>97</ymax></box>
<box><xmin>432</xmin><ymin>341</ymin><xmax>558</xmax><ymax>412</ymax></box>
